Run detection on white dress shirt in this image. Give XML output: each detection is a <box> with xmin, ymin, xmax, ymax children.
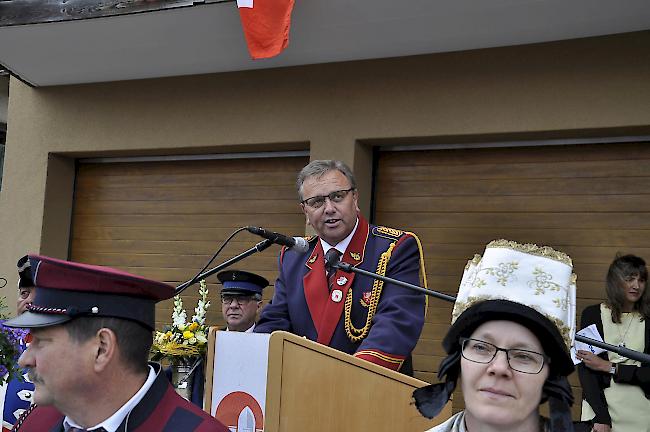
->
<box><xmin>226</xmin><ymin>323</ymin><xmax>256</xmax><ymax>333</ymax></box>
<box><xmin>63</xmin><ymin>365</ymin><xmax>157</xmax><ymax>432</ymax></box>
<box><xmin>319</xmin><ymin>217</ymin><xmax>359</xmax><ymax>259</ymax></box>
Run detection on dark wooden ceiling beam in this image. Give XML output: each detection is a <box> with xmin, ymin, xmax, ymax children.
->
<box><xmin>0</xmin><ymin>0</ymin><xmax>231</xmax><ymax>27</ymax></box>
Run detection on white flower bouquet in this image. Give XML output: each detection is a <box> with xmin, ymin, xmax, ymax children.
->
<box><xmin>151</xmin><ymin>280</ymin><xmax>211</xmax><ymax>365</ymax></box>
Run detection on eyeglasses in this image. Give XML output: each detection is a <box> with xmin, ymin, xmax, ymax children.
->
<box><xmin>300</xmin><ymin>188</ymin><xmax>355</xmax><ymax>209</ymax></box>
<box><xmin>460</xmin><ymin>337</ymin><xmax>549</xmax><ymax>374</ymax></box>
<box><xmin>221</xmin><ymin>294</ymin><xmax>257</xmax><ymax>305</ymax></box>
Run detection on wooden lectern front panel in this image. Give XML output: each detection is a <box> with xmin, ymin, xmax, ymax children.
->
<box><xmin>266</xmin><ymin>335</ymin><xmax>450</xmax><ymax>431</ymax></box>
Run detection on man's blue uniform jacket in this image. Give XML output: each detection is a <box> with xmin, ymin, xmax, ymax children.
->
<box><xmin>255</xmin><ymin>215</ymin><xmax>426</xmax><ymax>371</ymax></box>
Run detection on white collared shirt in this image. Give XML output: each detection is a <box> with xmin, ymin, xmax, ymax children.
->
<box><xmin>319</xmin><ymin>217</ymin><xmax>359</xmax><ymax>259</ymax></box>
<box><xmin>63</xmin><ymin>365</ymin><xmax>157</xmax><ymax>432</ymax></box>
<box><xmin>226</xmin><ymin>323</ymin><xmax>256</xmax><ymax>333</ymax></box>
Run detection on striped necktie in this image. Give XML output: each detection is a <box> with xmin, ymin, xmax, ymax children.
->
<box><xmin>325</xmin><ymin>248</ymin><xmax>341</xmax><ymax>291</ymax></box>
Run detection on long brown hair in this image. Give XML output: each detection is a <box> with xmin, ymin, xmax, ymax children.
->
<box><xmin>605</xmin><ymin>254</ymin><xmax>650</xmax><ymax>323</ymax></box>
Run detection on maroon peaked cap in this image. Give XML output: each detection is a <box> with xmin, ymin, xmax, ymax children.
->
<box><xmin>4</xmin><ymin>254</ymin><xmax>174</xmax><ymax>330</ymax></box>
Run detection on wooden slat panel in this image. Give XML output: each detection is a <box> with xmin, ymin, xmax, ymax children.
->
<box><xmin>374</xmin><ymin>142</ymin><xmax>650</xmax><ymax>416</ymax></box>
<box><xmin>376</xmin><ymin>212</ymin><xmax>650</xmax><ymax>229</ymax></box>
<box><xmin>75</xmin><ymin>185</ymin><xmax>299</xmax><ymax>201</ymax></box>
<box><xmin>74</xmin><ymin>199</ymin><xmax>300</xmax><ymax>215</ymax></box>
<box><xmin>75</xmin><ymin>171</ymin><xmax>297</xmax><ymax>188</ymax></box>
<box><xmin>379</xmin><ymin>159</ymin><xmax>650</xmax><ymax>181</ymax></box>
<box><xmin>378</xmin><ymin>178</ymin><xmax>650</xmax><ymax>197</ymax></box>
<box><xmin>69</xmin><ymin>156</ymin><xmax>308</xmax><ymax>330</ymax></box>
<box><xmin>387</xmin><ymin>227</ymin><xmax>650</xmax><ymax>248</ymax></box>
<box><xmin>379</xmin><ymin>195</ymin><xmax>650</xmax><ymax>212</ymax></box>
<box><xmin>72</xmin><ymin>213</ymin><xmax>299</xmax><ymax>227</ymax></box>
<box><xmin>72</xmin><ymin>226</ymin><xmax>302</xmax><ymax>241</ymax></box>
<box><xmin>378</xmin><ymin>143</ymin><xmax>650</xmax><ymax>166</ymax></box>
<box><xmin>77</xmin><ymin>158</ymin><xmax>306</xmax><ymax>176</ymax></box>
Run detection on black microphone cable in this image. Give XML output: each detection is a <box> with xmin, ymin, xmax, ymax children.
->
<box><xmin>176</xmin><ymin>226</ymin><xmax>248</xmax><ymax>292</ymax></box>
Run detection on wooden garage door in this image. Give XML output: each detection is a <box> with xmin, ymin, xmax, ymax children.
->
<box><xmin>70</xmin><ymin>155</ymin><xmax>309</xmax><ymax>330</ymax></box>
<box><xmin>374</xmin><ymin>142</ymin><xmax>650</xmax><ymax>415</ymax></box>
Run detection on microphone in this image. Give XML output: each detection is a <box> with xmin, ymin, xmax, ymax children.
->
<box><xmin>246</xmin><ymin>226</ymin><xmax>310</xmax><ymax>253</ymax></box>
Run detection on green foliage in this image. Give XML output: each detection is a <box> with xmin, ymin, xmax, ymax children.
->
<box><xmin>0</xmin><ymin>294</ymin><xmax>8</xmax><ymax>319</ymax></box>
<box><xmin>0</xmin><ymin>294</ymin><xmax>25</xmax><ymax>385</ymax></box>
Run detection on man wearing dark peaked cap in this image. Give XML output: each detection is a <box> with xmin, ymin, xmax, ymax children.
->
<box><xmin>4</xmin><ymin>255</ymin><xmax>228</xmax><ymax>432</ymax></box>
<box><xmin>217</xmin><ymin>270</ymin><xmax>268</xmax><ymax>333</ymax></box>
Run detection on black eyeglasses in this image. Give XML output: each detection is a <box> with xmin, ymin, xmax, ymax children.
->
<box><xmin>221</xmin><ymin>294</ymin><xmax>258</xmax><ymax>305</ymax></box>
<box><xmin>460</xmin><ymin>337</ymin><xmax>549</xmax><ymax>374</ymax></box>
<box><xmin>300</xmin><ymin>188</ymin><xmax>355</xmax><ymax>209</ymax></box>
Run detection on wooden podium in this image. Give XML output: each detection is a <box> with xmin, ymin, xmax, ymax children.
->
<box><xmin>204</xmin><ymin>329</ymin><xmax>450</xmax><ymax>431</ymax></box>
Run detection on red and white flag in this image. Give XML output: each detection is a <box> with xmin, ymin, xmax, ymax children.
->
<box><xmin>237</xmin><ymin>0</ymin><xmax>295</xmax><ymax>59</ymax></box>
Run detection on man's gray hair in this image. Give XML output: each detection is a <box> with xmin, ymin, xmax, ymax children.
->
<box><xmin>296</xmin><ymin>160</ymin><xmax>357</xmax><ymax>200</ymax></box>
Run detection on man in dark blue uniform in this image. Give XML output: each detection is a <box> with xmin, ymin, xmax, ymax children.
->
<box><xmin>255</xmin><ymin>160</ymin><xmax>427</xmax><ymax>374</ymax></box>
<box><xmin>4</xmin><ymin>255</ymin><xmax>228</xmax><ymax>432</ymax></box>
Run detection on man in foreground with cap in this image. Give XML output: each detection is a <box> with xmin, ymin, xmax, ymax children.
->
<box><xmin>4</xmin><ymin>255</ymin><xmax>229</xmax><ymax>432</ymax></box>
<box><xmin>217</xmin><ymin>270</ymin><xmax>268</xmax><ymax>332</ymax></box>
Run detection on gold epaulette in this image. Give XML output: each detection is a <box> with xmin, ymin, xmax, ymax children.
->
<box><xmin>370</xmin><ymin>227</ymin><xmax>429</xmax><ymax>296</ymax></box>
<box><xmin>372</xmin><ymin>225</ymin><xmax>405</xmax><ymax>240</ymax></box>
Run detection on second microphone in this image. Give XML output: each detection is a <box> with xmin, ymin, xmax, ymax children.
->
<box><xmin>246</xmin><ymin>226</ymin><xmax>309</xmax><ymax>252</ymax></box>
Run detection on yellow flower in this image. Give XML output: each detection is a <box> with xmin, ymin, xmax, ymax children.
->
<box><xmin>189</xmin><ymin>322</ymin><xmax>199</xmax><ymax>332</ymax></box>
<box><xmin>183</xmin><ymin>330</ymin><xmax>194</xmax><ymax>339</ymax></box>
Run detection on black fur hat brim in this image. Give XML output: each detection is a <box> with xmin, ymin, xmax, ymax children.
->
<box><xmin>444</xmin><ymin>299</ymin><xmax>574</xmax><ymax>377</ymax></box>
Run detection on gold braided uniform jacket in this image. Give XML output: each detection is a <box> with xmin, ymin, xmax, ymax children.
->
<box><xmin>254</xmin><ymin>215</ymin><xmax>427</xmax><ymax>371</ymax></box>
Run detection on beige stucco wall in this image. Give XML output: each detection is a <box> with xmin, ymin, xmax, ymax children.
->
<box><xmin>1</xmin><ymin>30</ymin><xmax>650</xmax><ymax>313</ymax></box>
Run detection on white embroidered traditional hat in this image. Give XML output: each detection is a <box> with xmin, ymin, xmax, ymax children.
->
<box><xmin>414</xmin><ymin>240</ymin><xmax>578</xmax><ymax>427</ymax></box>
<box><xmin>452</xmin><ymin>239</ymin><xmax>577</xmax><ymax>351</ymax></box>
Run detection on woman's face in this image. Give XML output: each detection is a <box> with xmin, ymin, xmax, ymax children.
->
<box><xmin>621</xmin><ymin>273</ymin><xmax>646</xmax><ymax>309</ymax></box>
<box><xmin>461</xmin><ymin>320</ymin><xmax>549</xmax><ymax>431</ymax></box>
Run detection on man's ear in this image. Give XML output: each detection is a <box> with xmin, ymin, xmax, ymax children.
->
<box><xmin>93</xmin><ymin>328</ymin><xmax>118</xmax><ymax>372</ymax></box>
<box><xmin>300</xmin><ymin>203</ymin><xmax>311</xmax><ymax>226</ymax></box>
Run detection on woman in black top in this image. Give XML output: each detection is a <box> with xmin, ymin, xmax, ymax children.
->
<box><xmin>575</xmin><ymin>254</ymin><xmax>650</xmax><ymax>432</ymax></box>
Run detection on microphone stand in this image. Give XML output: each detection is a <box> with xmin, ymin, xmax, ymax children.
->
<box><xmin>573</xmin><ymin>335</ymin><xmax>650</xmax><ymax>363</ymax></box>
<box><xmin>174</xmin><ymin>239</ymin><xmax>274</xmax><ymax>295</ymax></box>
<box><xmin>335</xmin><ymin>261</ymin><xmax>456</xmax><ymax>303</ymax></box>
<box><xmin>333</xmin><ymin>261</ymin><xmax>650</xmax><ymax>364</ymax></box>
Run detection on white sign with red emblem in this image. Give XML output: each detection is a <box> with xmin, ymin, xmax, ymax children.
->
<box><xmin>211</xmin><ymin>332</ymin><xmax>269</xmax><ymax>431</ymax></box>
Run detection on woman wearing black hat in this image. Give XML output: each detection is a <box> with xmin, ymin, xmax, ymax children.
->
<box><xmin>414</xmin><ymin>240</ymin><xmax>578</xmax><ymax>432</ymax></box>
<box><xmin>576</xmin><ymin>254</ymin><xmax>650</xmax><ymax>432</ymax></box>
